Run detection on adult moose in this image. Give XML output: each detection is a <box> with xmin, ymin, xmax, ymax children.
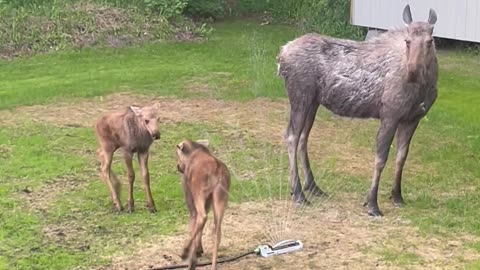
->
<box><xmin>277</xmin><ymin>5</ymin><xmax>438</xmax><ymax>216</ymax></box>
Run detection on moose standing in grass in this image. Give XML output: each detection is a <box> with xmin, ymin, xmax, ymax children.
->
<box><xmin>176</xmin><ymin>140</ymin><xmax>231</xmax><ymax>270</ymax></box>
<box><xmin>277</xmin><ymin>5</ymin><xmax>439</xmax><ymax>216</ymax></box>
<box><xmin>95</xmin><ymin>105</ymin><xmax>161</xmax><ymax>213</ymax></box>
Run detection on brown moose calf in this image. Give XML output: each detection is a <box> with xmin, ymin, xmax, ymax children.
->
<box><xmin>176</xmin><ymin>140</ymin><xmax>230</xmax><ymax>270</ymax></box>
<box><xmin>95</xmin><ymin>105</ymin><xmax>160</xmax><ymax>213</ymax></box>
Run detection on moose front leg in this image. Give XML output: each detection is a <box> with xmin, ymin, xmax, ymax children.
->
<box><xmin>124</xmin><ymin>151</ymin><xmax>135</xmax><ymax>213</ymax></box>
<box><xmin>138</xmin><ymin>151</ymin><xmax>156</xmax><ymax>213</ymax></box>
<box><xmin>391</xmin><ymin>120</ymin><xmax>420</xmax><ymax>207</ymax></box>
<box><xmin>366</xmin><ymin>120</ymin><xmax>398</xmax><ymax>216</ymax></box>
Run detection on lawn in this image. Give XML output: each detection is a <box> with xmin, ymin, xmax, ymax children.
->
<box><xmin>0</xmin><ymin>20</ymin><xmax>479</xmax><ymax>269</ymax></box>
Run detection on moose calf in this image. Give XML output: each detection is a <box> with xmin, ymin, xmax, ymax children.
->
<box><xmin>95</xmin><ymin>105</ymin><xmax>160</xmax><ymax>213</ymax></box>
<box><xmin>176</xmin><ymin>140</ymin><xmax>230</xmax><ymax>270</ymax></box>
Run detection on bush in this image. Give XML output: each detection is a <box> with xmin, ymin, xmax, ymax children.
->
<box><xmin>184</xmin><ymin>0</ymin><xmax>223</xmax><ymax>20</ymax></box>
<box><xmin>0</xmin><ymin>1</ymin><xmax>212</xmax><ymax>59</ymax></box>
<box><xmin>227</xmin><ymin>0</ymin><xmax>366</xmax><ymax>39</ymax></box>
<box><xmin>144</xmin><ymin>0</ymin><xmax>188</xmax><ymax>18</ymax></box>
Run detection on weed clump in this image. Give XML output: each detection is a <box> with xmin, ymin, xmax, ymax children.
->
<box><xmin>0</xmin><ymin>1</ymin><xmax>211</xmax><ymax>59</ymax></box>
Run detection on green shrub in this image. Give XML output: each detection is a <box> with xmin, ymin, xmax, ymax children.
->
<box><xmin>184</xmin><ymin>0</ymin><xmax>223</xmax><ymax>19</ymax></box>
<box><xmin>227</xmin><ymin>0</ymin><xmax>366</xmax><ymax>39</ymax></box>
<box><xmin>0</xmin><ymin>1</ymin><xmax>211</xmax><ymax>59</ymax></box>
<box><xmin>144</xmin><ymin>0</ymin><xmax>188</xmax><ymax>17</ymax></box>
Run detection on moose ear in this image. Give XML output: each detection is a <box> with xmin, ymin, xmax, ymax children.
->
<box><xmin>428</xmin><ymin>8</ymin><xmax>437</xmax><ymax>25</ymax></box>
<box><xmin>177</xmin><ymin>142</ymin><xmax>185</xmax><ymax>152</ymax></box>
<box><xmin>403</xmin><ymin>4</ymin><xmax>413</xmax><ymax>25</ymax></box>
<box><xmin>196</xmin><ymin>139</ymin><xmax>210</xmax><ymax>147</ymax></box>
<box><xmin>129</xmin><ymin>106</ymin><xmax>142</xmax><ymax>116</ymax></box>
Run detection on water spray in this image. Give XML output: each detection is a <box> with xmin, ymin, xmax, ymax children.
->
<box><xmin>150</xmin><ymin>239</ymin><xmax>304</xmax><ymax>270</ymax></box>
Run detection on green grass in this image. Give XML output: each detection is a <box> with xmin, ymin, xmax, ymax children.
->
<box><xmin>377</xmin><ymin>249</ymin><xmax>422</xmax><ymax>265</ymax></box>
<box><xmin>0</xmin><ymin>21</ymin><xmax>296</xmax><ymax>109</ymax></box>
<box><xmin>1</xmin><ymin>20</ymin><xmax>480</xmax><ymax>269</ymax></box>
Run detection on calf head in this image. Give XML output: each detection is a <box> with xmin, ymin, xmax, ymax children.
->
<box><xmin>130</xmin><ymin>105</ymin><xmax>161</xmax><ymax>140</ymax></box>
<box><xmin>175</xmin><ymin>140</ymin><xmax>210</xmax><ymax>173</ymax></box>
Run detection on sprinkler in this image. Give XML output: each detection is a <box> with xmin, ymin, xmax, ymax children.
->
<box><xmin>150</xmin><ymin>239</ymin><xmax>304</xmax><ymax>270</ymax></box>
<box><xmin>255</xmin><ymin>239</ymin><xmax>304</xmax><ymax>257</ymax></box>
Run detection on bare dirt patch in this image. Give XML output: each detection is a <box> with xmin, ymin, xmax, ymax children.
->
<box><xmin>0</xmin><ymin>92</ymin><xmax>374</xmax><ymax>177</ymax></box>
<box><xmin>97</xmin><ymin>198</ymin><xmax>479</xmax><ymax>270</ymax></box>
<box><xmin>18</xmin><ymin>158</ymin><xmax>98</xmax><ymax>212</ymax></box>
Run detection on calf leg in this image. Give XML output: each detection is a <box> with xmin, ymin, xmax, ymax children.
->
<box><xmin>181</xmin><ymin>187</ymin><xmax>203</xmax><ymax>260</ymax></box>
<box><xmin>99</xmin><ymin>147</ymin><xmax>122</xmax><ymax>211</ymax></box>
<box><xmin>124</xmin><ymin>151</ymin><xmax>135</xmax><ymax>213</ymax></box>
<box><xmin>366</xmin><ymin>120</ymin><xmax>398</xmax><ymax>216</ymax></box>
<box><xmin>181</xmin><ymin>209</ymin><xmax>201</xmax><ymax>260</ymax></box>
<box><xmin>391</xmin><ymin>120</ymin><xmax>420</xmax><ymax>206</ymax></box>
<box><xmin>211</xmin><ymin>187</ymin><xmax>228</xmax><ymax>270</ymax></box>
<box><xmin>186</xmin><ymin>199</ymin><xmax>208</xmax><ymax>270</ymax></box>
<box><xmin>138</xmin><ymin>151</ymin><xmax>156</xmax><ymax>213</ymax></box>
<box><xmin>298</xmin><ymin>103</ymin><xmax>324</xmax><ymax>196</ymax></box>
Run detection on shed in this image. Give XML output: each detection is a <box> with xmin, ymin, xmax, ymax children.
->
<box><xmin>350</xmin><ymin>0</ymin><xmax>480</xmax><ymax>43</ymax></box>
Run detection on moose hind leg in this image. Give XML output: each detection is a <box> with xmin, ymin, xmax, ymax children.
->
<box><xmin>99</xmin><ymin>148</ymin><xmax>122</xmax><ymax>211</ymax></box>
<box><xmin>367</xmin><ymin>120</ymin><xmax>398</xmax><ymax>216</ymax></box>
<box><xmin>298</xmin><ymin>103</ymin><xmax>324</xmax><ymax>196</ymax></box>
<box><xmin>211</xmin><ymin>188</ymin><xmax>227</xmax><ymax>270</ymax></box>
<box><xmin>286</xmin><ymin>106</ymin><xmax>311</xmax><ymax>204</ymax></box>
<box><xmin>186</xmin><ymin>200</ymin><xmax>208</xmax><ymax>270</ymax></box>
<box><xmin>391</xmin><ymin>120</ymin><xmax>420</xmax><ymax>207</ymax></box>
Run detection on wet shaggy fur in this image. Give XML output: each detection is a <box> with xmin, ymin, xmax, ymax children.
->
<box><xmin>278</xmin><ymin>5</ymin><xmax>438</xmax><ymax>216</ymax></box>
<box><xmin>278</xmin><ymin>28</ymin><xmax>437</xmax><ymax>120</ymax></box>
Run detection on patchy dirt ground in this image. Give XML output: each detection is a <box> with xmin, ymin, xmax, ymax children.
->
<box><xmin>98</xmin><ymin>198</ymin><xmax>479</xmax><ymax>270</ymax></box>
<box><xmin>1</xmin><ymin>93</ymin><xmax>477</xmax><ymax>269</ymax></box>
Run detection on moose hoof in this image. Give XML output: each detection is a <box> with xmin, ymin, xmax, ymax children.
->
<box><xmin>126</xmin><ymin>202</ymin><xmax>134</xmax><ymax>213</ymax></box>
<box><xmin>113</xmin><ymin>204</ymin><xmax>123</xmax><ymax>212</ymax></box>
<box><xmin>292</xmin><ymin>194</ymin><xmax>311</xmax><ymax>206</ymax></box>
<box><xmin>146</xmin><ymin>203</ymin><xmax>157</xmax><ymax>213</ymax></box>
<box><xmin>367</xmin><ymin>207</ymin><xmax>384</xmax><ymax>217</ymax></box>
<box><xmin>390</xmin><ymin>195</ymin><xmax>405</xmax><ymax>207</ymax></box>
<box><xmin>180</xmin><ymin>248</ymin><xmax>189</xmax><ymax>261</ymax></box>
<box><xmin>196</xmin><ymin>248</ymin><xmax>204</xmax><ymax>258</ymax></box>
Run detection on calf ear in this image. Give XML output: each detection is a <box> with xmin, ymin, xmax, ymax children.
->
<box><xmin>196</xmin><ymin>139</ymin><xmax>210</xmax><ymax>147</ymax></box>
<box><xmin>177</xmin><ymin>142</ymin><xmax>185</xmax><ymax>152</ymax></box>
<box><xmin>129</xmin><ymin>106</ymin><xmax>142</xmax><ymax>116</ymax></box>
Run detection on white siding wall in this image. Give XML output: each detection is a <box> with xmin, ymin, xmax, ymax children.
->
<box><xmin>351</xmin><ymin>0</ymin><xmax>480</xmax><ymax>43</ymax></box>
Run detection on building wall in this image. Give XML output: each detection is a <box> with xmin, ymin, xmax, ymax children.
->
<box><xmin>351</xmin><ymin>0</ymin><xmax>480</xmax><ymax>43</ymax></box>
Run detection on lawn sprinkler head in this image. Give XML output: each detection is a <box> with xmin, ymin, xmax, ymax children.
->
<box><xmin>255</xmin><ymin>239</ymin><xmax>303</xmax><ymax>258</ymax></box>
